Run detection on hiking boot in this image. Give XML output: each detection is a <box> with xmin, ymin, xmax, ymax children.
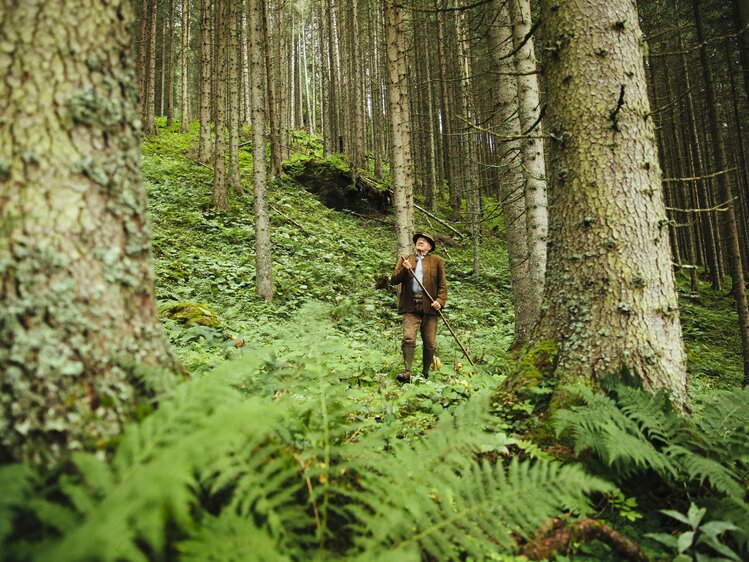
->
<box><xmin>396</xmin><ymin>370</ymin><xmax>412</xmax><ymax>384</ymax></box>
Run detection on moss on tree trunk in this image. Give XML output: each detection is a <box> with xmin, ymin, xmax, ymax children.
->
<box><xmin>0</xmin><ymin>0</ymin><xmax>176</xmax><ymax>464</ymax></box>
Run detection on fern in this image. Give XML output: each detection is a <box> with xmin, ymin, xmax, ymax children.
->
<box><xmin>553</xmin><ymin>383</ymin><xmax>749</xmax><ymax>555</ymax></box>
<box><xmin>344</xmin><ymin>392</ymin><xmax>610</xmax><ymax>560</ymax></box>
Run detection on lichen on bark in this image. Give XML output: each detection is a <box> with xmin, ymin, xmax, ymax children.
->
<box><xmin>0</xmin><ymin>0</ymin><xmax>176</xmax><ymax>464</ymax></box>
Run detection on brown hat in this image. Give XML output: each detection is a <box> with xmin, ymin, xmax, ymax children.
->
<box><xmin>413</xmin><ymin>231</ymin><xmax>436</xmax><ymax>250</ymax></box>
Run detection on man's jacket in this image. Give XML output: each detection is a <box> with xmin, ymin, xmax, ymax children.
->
<box><xmin>390</xmin><ymin>254</ymin><xmax>448</xmax><ymax>315</ymax></box>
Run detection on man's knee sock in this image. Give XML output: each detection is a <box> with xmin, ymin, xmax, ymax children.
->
<box><xmin>402</xmin><ymin>344</ymin><xmax>415</xmax><ymax>372</ymax></box>
<box><xmin>422</xmin><ymin>348</ymin><xmax>435</xmax><ymax>378</ymax></box>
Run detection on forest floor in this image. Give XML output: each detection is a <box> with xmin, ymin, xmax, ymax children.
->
<box><xmin>143</xmin><ymin>119</ymin><xmax>745</xmax><ymax>559</ymax></box>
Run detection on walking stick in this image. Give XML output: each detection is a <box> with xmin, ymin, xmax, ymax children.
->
<box><xmin>402</xmin><ymin>258</ymin><xmax>475</xmax><ymax>366</ymax></box>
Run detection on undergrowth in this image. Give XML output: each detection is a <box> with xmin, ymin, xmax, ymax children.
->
<box><xmin>2</xmin><ymin>119</ymin><xmax>745</xmax><ymax>561</ymax></box>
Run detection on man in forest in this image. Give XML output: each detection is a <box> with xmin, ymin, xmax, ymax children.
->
<box><xmin>390</xmin><ymin>232</ymin><xmax>448</xmax><ymax>383</ymax></box>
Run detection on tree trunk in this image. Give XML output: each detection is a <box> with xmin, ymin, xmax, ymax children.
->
<box><xmin>537</xmin><ymin>0</ymin><xmax>688</xmax><ymax>409</ymax></box>
<box><xmin>227</xmin><ymin>0</ymin><xmax>243</xmax><ymax>194</ymax></box>
<box><xmin>0</xmin><ymin>0</ymin><xmax>176</xmax><ymax>464</ymax></box>
<box><xmin>212</xmin><ymin>0</ymin><xmax>228</xmax><ymax>211</ymax></box>
<box><xmin>249</xmin><ymin>0</ymin><xmax>274</xmax><ymax>300</ymax></box>
<box><xmin>144</xmin><ymin>0</ymin><xmax>159</xmax><ymax>135</ymax></box>
<box><xmin>265</xmin><ymin>0</ymin><xmax>283</xmax><ymax>177</ymax></box>
<box><xmin>509</xmin><ymin>0</ymin><xmax>548</xmax><ymax>327</ymax></box>
<box><xmin>166</xmin><ymin>0</ymin><xmax>176</xmax><ymax>127</ymax></box>
<box><xmin>198</xmin><ymin>0</ymin><xmax>213</xmax><ymax>162</ymax></box>
<box><xmin>489</xmin><ymin>0</ymin><xmax>534</xmax><ymax>347</ymax></box>
<box><xmin>180</xmin><ymin>0</ymin><xmax>191</xmax><ymax>132</ymax></box>
<box><xmin>385</xmin><ymin>3</ymin><xmax>415</xmax><ymax>257</ymax></box>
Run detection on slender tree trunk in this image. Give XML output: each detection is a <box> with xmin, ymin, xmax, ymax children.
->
<box><xmin>144</xmin><ymin>0</ymin><xmax>159</xmax><ymax>135</ymax></box>
<box><xmin>180</xmin><ymin>0</ymin><xmax>191</xmax><ymax>132</ymax></box>
<box><xmin>249</xmin><ymin>0</ymin><xmax>274</xmax><ymax>300</ymax></box>
<box><xmin>212</xmin><ymin>0</ymin><xmax>228</xmax><ymax>211</ymax></box>
<box><xmin>537</xmin><ymin>0</ymin><xmax>688</xmax><ymax>409</ymax></box>
<box><xmin>264</xmin><ymin>0</ymin><xmax>282</xmax><ymax>176</ymax></box>
<box><xmin>198</xmin><ymin>0</ymin><xmax>213</xmax><ymax>162</ymax></box>
<box><xmin>227</xmin><ymin>0</ymin><xmax>243</xmax><ymax>194</ymax></box>
<box><xmin>436</xmin><ymin>0</ymin><xmax>457</xmax><ymax>216</ymax></box>
<box><xmin>166</xmin><ymin>0</ymin><xmax>176</xmax><ymax>127</ymax></box>
<box><xmin>509</xmin><ymin>0</ymin><xmax>548</xmax><ymax>327</ymax></box>
<box><xmin>489</xmin><ymin>0</ymin><xmax>533</xmax><ymax>347</ymax></box>
<box><xmin>1</xmin><ymin>0</ymin><xmax>176</xmax><ymax>464</ymax></box>
<box><xmin>385</xmin><ymin>3</ymin><xmax>414</xmax><ymax>257</ymax></box>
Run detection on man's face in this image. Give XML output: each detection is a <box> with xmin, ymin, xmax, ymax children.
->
<box><xmin>415</xmin><ymin>237</ymin><xmax>432</xmax><ymax>254</ymax></box>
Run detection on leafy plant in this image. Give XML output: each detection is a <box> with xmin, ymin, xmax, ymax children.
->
<box><xmin>647</xmin><ymin>503</ymin><xmax>741</xmax><ymax>562</ymax></box>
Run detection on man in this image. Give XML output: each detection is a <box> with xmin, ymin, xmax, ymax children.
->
<box><xmin>390</xmin><ymin>232</ymin><xmax>448</xmax><ymax>383</ymax></box>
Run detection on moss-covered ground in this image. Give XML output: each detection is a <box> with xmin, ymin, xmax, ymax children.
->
<box><xmin>143</xmin><ymin>118</ymin><xmax>745</xmax><ymax>560</ymax></box>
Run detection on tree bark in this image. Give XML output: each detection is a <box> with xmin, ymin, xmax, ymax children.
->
<box><xmin>249</xmin><ymin>0</ymin><xmax>274</xmax><ymax>300</ymax></box>
<box><xmin>143</xmin><ymin>0</ymin><xmax>159</xmax><ymax>135</ymax></box>
<box><xmin>537</xmin><ymin>0</ymin><xmax>688</xmax><ymax>409</ymax></box>
<box><xmin>489</xmin><ymin>0</ymin><xmax>534</xmax><ymax>347</ymax></box>
<box><xmin>198</xmin><ymin>0</ymin><xmax>213</xmax><ymax>163</ymax></box>
<box><xmin>212</xmin><ymin>0</ymin><xmax>228</xmax><ymax>211</ymax></box>
<box><xmin>385</xmin><ymin>3</ymin><xmax>415</xmax><ymax>257</ymax></box>
<box><xmin>166</xmin><ymin>0</ymin><xmax>176</xmax><ymax>127</ymax></box>
<box><xmin>180</xmin><ymin>0</ymin><xmax>191</xmax><ymax>132</ymax></box>
<box><xmin>0</xmin><ymin>0</ymin><xmax>176</xmax><ymax>464</ymax></box>
<box><xmin>509</xmin><ymin>0</ymin><xmax>548</xmax><ymax>327</ymax></box>
<box><xmin>227</xmin><ymin>0</ymin><xmax>243</xmax><ymax>195</ymax></box>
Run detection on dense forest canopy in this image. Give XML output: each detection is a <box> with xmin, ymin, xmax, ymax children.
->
<box><xmin>1</xmin><ymin>0</ymin><xmax>749</xmax><ymax>560</ymax></box>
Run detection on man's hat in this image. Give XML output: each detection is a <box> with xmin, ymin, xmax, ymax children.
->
<box><xmin>413</xmin><ymin>231</ymin><xmax>436</xmax><ymax>250</ymax></box>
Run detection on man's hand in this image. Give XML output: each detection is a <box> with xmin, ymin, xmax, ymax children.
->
<box><xmin>402</xmin><ymin>255</ymin><xmax>413</xmax><ymax>270</ymax></box>
<box><xmin>431</xmin><ymin>301</ymin><xmax>442</xmax><ymax>311</ymax></box>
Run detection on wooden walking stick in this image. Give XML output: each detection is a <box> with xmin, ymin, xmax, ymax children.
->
<box><xmin>403</xmin><ymin>259</ymin><xmax>475</xmax><ymax>366</ymax></box>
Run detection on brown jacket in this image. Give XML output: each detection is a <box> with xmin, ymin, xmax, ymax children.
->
<box><xmin>390</xmin><ymin>254</ymin><xmax>448</xmax><ymax>315</ymax></box>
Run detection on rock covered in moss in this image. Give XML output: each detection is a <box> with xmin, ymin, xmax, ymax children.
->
<box><xmin>158</xmin><ymin>302</ymin><xmax>222</xmax><ymax>328</ymax></box>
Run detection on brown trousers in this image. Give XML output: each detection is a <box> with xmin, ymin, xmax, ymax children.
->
<box><xmin>401</xmin><ymin>312</ymin><xmax>438</xmax><ymax>350</ymax></box>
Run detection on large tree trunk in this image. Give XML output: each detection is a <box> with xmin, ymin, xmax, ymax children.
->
<box><xmin>509</xmin><ymin>0</ymin><xmax>548</xmax><ymax>328</ymax></box>
<box><xmin>537</xmin><ymin>0</ymin><xmax>688</xmax><ymax>409</ymax></box>
<box><xmin>249</xmin><ymin>0</ymin><xmax>274</xmax><ymax>300</ymax></box>
<box><xmin>385</xmin><ymin>4</ymin><xmax>414</xmax><ymax>257</ymax></box>
<box><xmin>0</xmin><ymin>0</ymin><xmax>176</xmax><ymax>464</ymax></box>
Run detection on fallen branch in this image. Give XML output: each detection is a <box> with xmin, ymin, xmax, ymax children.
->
<box><xmin>414</xmin><ymin>203</ymin><xmax>467</xmax><ymax>240</ymax></box>
<box><xmin>523</xmin><ymin>518</ymin><xmax>649</xmax><ymax>562</ymax></box>
<box><xmin>270</xmin><ymin>204</ymin><xmax>312</xmax><ymax>234</ymax></box>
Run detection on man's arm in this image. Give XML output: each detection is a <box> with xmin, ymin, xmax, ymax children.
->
<box><xmin>390</xmin><ymin>255</ymin><xmax>412</xmax><ymax>285</ymax></box>
<box><xmin>435</xmin><ymin>257</ymin><xmax>448</xmax><ymax>308</ymax></box>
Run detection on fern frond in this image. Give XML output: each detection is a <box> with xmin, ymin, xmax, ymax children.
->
<box><xmin>178</xmin><ymin>511</ymin><xmax>290</xmax><ymax>562</ymax></box>
<box><xmin>665</xmin><ymin>445</ymin><xmax>744</xmax><ymax>497</ymax></box>
<box><xmin>351</xmin><ymin>458</ymin><xmax>609</xmax><ymax>561</ymax></box>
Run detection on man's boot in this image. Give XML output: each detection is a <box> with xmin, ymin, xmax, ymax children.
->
<box><xmin>422</xmin><ymin>348</ymin><xmax>435</xmax><ymax>380</ymax></box>
<box><xmin>397</xmin><ymin>345</ymin><xmax>415</xmax><ymax>383</ymax></box>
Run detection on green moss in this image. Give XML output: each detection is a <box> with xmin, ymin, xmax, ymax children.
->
<box><xmin>158</xmin><ymin>302</ymin><xmax>222</xmax><ymax>328</ymax></box>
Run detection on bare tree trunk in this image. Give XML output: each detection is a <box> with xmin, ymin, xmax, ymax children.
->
<box><xmin>264</xmin><ymin>0</ymin><xmax>283</xmax><ymax>176</ymax></box>
<box><xmin>144</xmin><ymin>0</ymin><xmax>159</xmax><ymax>135</ymax></box>
<box><xmin>385</xmin><ymin>3</ymin><xmax>415</xmax><ymax>257</ymax></box>
<box><xmin>212</xmin><ymin>0</ymin><xmax>228</xmax><ymax>211</ymax></box>
<box><xmin>489</xmin><ymin>0</ymin><xmax>533</xmax><ymax>347</ymax></box>
<box><xmin>180</xmin><ymin>0</ymin><xmax>191</xmax><ymax>132</ymax></box>
<box><xmin>509</xmin><ymin>0</ymin><xmax>547</xmax><ymax>326</ymax></box>
<box><xmin>227</xmin><ymin>0</ymin><xmax>243</xmax><ymax>194</ymax></box>
<box><xmin>1</xmin><ymin>0</ymin><xmax>176</xmax><ymax>464</ymax></box>
<box><xmin>436</xmin><ymin>0</ymin><xmax>456</xmax><ymax>216</ymax></box>
<box><xmin>198</xmin><ymin>0</ymin><xmax>213</xmax><ymax>162</ymax></box>
<box><xmin>249</xmin><ymin>0</ymin><xmax>274</xmax><ymax>300</ymax></box>
<box><xmin>537</xmin><ymin>0</ymin><xmax>688</xmax><ymax>409</ymax></box>
<box><xmin>166</xmin><ymin>0</ymin><xmax>176</xmax><ymax>127</ymax></box>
